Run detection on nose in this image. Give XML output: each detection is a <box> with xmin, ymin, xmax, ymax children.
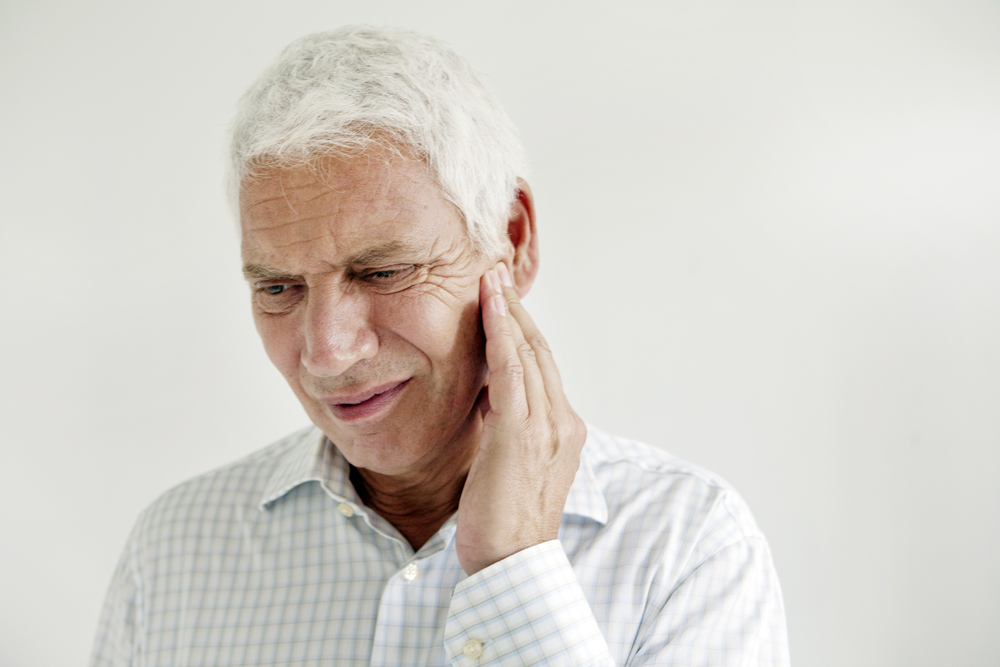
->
<box><xmin>301</xmin><ymin>283</ymin><xmax>378</xmax><ymax>377</ymax></box>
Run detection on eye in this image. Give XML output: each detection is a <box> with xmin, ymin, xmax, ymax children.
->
<box><xmin>253</xmin><ymin>282</ymin><xmax>303</xmax><ymax>314</ymax></box>
<box><xmin>362</xmin><ymin>265</ymin><xmax>417</xmax><ymax>283</ymax></box>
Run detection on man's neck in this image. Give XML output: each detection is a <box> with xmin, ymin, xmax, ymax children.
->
<box><xmin>349</xmin><ymin>463</ymin><xmax>468</xmax><ymax>552</ymax></box>
<box><xmin>343</xmin><ymin>396</ymin><xmax>484</xmax><ymax>552</ymax></box>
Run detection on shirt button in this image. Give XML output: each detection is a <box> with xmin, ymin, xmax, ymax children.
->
<box><xmin>402</xmin><ymin>562</ymin><xmax>419</xmax><ymax>581</ymax></box>
<box><xmin>337</xmin><ymin>503</ymin><xmax>354</xmax><ymax>517</ymax></box>
<box><xmin>463</xmin><ymin>639</ymin><xmax>483</xmax><ymax>658</ymax></box>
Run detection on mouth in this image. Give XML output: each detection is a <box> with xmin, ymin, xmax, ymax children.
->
<box><xmin>324</xmin><ymin>379</ymin><xmax>410</xmax><ymax>422</ymax></box>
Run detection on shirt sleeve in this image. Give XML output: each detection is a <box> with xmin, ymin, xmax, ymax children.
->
<box><xmin>631</xmin><ymin>535</ymin><xmax>790</xmax><ymax>665</ymax></box>
<box><xmin>443</xmin><ymin>535</ymin><xmax>789</xmax><ymax>667</ymax></box>
<box><xmin>444</xmin><ymin>540</ymin><xmax>613</xmax><ymax>666</ymax></box>
<box><xmin>90</xmin><ymin>538</ymin><xmax>143</xmax><ymax>667</ymax></box>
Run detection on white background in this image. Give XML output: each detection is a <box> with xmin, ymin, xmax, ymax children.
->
<box><xmin>1</xmin><ymin>1</ymin><xmax>998</xmax><ymax>665</ymax></box>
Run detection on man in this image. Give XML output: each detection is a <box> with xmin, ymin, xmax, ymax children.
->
<box><xmin>93</xmin><ymin>26</ymin><xmax>789</xmax><ymax>666</ymax></box>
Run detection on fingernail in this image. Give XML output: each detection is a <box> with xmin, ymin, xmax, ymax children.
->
<box><xmin>493</xmin><ymin>294</ymin><xmax>506</xmax><ymax>316</ymax></box>
<box><xmin>487</xmin><ymin>268</ymin><xmax>502</xmax><ymax>293</ymax></box>
<box><xmin>497</xmin><ymin>263</ymin><xmax>513</xmax><ymax>287</ymax></box>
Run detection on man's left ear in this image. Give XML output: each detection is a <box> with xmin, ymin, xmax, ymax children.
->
<box><xmin>504</xmin><ymin>178</ymin><xmax>539</xmax><ymax>298</ymax></box>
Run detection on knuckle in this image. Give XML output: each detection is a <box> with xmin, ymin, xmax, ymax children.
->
<box><xmin>500</xmin><ymin>359</ymin><xmax>524</xmax><ymax>380</ymax></box>
<box><xmin>515</xmin><ymin>341</ymin><xmax>537</xmax><ymax>361</ymax></box>
<box><xmin>552</xmin><ymin>410</ymin><xmax>585</xmax><ymax>445</ymax></box>
<box><xmin>531</xmin><ymin>333</ymin><xmax>552</xmax><ymax>356</ymax></box>
<box><xmin>515</xmin><ymin>419</ymin><xmax>536</xmax><ymax>442</ymax></box>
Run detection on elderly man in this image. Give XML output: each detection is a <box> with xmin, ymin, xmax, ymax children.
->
<box><xmin>92</xmin><ymin>26</ymin><xmax>788</xmax><ymax>666</ymax></box>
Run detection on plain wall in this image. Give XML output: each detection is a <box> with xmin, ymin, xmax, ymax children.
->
<box><xmin>1</xmin><ymin>1</ymin><xmax>997</xmax><ymax>665</ymax></box>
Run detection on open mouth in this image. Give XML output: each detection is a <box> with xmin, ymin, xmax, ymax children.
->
<box><xmin>326</xmin><ymin>379</ymin><xmax>409</xmax><ymax>421</ymax></box>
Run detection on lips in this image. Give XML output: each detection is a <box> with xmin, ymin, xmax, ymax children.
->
<box><xmin>324</xmin><ymin>379</ymin><xmax>410</xmax><ymax>422</ymax></box>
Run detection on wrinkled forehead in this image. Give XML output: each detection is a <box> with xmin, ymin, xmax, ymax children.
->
<box><xmin>239</xmin><ymin>152</ymin><xmax>433</xmax><ymax>221</ymax></box>
<box><xmin>238</xmin><ymin>152</ymin><xmax>473</xmax><ymax>266</ymax></box>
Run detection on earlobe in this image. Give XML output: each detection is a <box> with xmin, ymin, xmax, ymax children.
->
<box><xmin>506</xmin><ymin>179</ymin><xmax>539</xmax><ymax>298</ymax></box>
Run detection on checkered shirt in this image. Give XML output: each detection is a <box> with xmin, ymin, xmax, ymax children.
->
<box><xmin>92</xmin><ymin>425</ymin><xmax>789</xmax><ymax>665</ymax></box>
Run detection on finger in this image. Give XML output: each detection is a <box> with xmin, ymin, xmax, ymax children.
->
<box><xmin>495</xmin><ymin>263</ymin><xmax>568</xmax><ymax>405</ymax></box>
<box><xmin>479</xmin><ymin>268</ymin><xmax>529</xmax><ymax>423</ymax></box>
<box><xmin>489</xmin><ymin>266</ymin><xmax>550</xmax><ymax>415</ymax></box>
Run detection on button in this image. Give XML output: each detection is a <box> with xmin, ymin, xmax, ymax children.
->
<box><xmin>337</xmin><ymin>503</ymin><xmax>354</xmax><ymax>517</ymax></box>
<box><xmin>402</xmin><ymin>562</ymin><xmax>419</xmax><ymax>581</ymax></box>
<box><xmin>462</xmin><ymin>639</ymin><xmax>483</xmax><ymax>658</ymax></box>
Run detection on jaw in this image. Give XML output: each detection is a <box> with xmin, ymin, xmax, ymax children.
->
<box><xmin>341</xmin><ymin>401</ymin><xmax>484</xmax><ymax>545</ymax></box>
<box><xmin>296</xmin><ymin>367</ymin><xmax>486</xmax><ymax>482</ymax></box>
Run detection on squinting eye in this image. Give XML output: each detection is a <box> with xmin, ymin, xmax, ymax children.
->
<box><xmin>254</xmin><ymin>282</ymin><xmax>301</xmax><ymax>314</ymax></box>
<box><xmin>364</xmin><ymin>266</ymin><xmax>416</xmax><ymax>282</ymax></box>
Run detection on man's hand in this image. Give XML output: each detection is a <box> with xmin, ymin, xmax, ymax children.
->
<box><xmin>455</xmin><ymin>262</ymin><xmax>587</xmax><ymax>576</ymax></box>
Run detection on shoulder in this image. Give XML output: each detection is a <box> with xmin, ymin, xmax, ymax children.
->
<box><xmin>128</xmin><ymin>425</ymin><xmax>318</xmax><ymax>548</ymax></box>
<box><xmin>577</xmin><ymin>427</ymin><xmax>789</xmax><ymax>664</ymax></box>
<box><xmin>582</xmin><ymin>425</ymin><xmax>765</xmax><ymax>549</ymax></box>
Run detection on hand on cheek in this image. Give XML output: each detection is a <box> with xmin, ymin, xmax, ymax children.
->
<box><xmin>455</xmin><ymin>262</ymin><xmax>587</xmax><ymax>576</ymax></box>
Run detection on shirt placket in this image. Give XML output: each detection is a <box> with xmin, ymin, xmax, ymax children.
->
<box><xmin>369</xmin><ymin>524</ymin><xmax>461</xmax><ymax>667</ymax></box>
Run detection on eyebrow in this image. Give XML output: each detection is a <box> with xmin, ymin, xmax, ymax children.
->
<box><xmin>242</xmin><ymin>264</ymin><xmax>293</xmax><ymax>282</ymax></box>
<box><xmin>348</xmin><ymin>239</ymin><xmax>423</xmax><ymax>266</ymax></box>
<box><xmin>241</xmin><ymin>239</ymin><xmax>428</xmax><ymax>282</ymax></box>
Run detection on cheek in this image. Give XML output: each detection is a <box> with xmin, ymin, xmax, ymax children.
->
<box><xmin>378</xmin><ymin>289</ymin><xmax>484</xmax><ymax>366</ymax></box>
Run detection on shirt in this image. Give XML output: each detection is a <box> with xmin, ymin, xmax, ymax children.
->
<box><xmin>92</xmin><ymin>424</ymin><xmax>790</xmax><ymax>666</ymax></box>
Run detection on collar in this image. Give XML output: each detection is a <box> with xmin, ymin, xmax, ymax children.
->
<box><xmin>259</xmin><ymin>426</ymin><xmax>608</xmax><ymax>525</ymax></box>
<box><xmin>564</xmin><ymin>440</ymin><xmax>609</xmax><ymax>525</ymax></box>
<box><xmin>259</xmin><ymin>427</ymin><xmax>359</xmax><ymax>509</ymax></box>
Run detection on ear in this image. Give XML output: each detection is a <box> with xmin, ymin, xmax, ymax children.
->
<box><xmin>504</xmin><ymin>178</ymin><xmax>539</xmax><ymax>298</ymax></box>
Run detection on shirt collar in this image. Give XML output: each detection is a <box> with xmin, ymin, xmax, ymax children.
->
<box><xmin>259</xmin><ymin>427</ymin><xmax>359</xmax><ymax>509</ymax></box>
<box><xmin>563</xmin><ymin>438</ymin><xmax>609</xmax><ymax>525</ymax></box>
<box><xmin>259</xmin><ymin>426</ymin><xmax>608</xmax><ymax>525</ymax></box>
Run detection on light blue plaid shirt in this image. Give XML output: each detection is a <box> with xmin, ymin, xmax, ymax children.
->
<box><xmin>92</xmin><ymin>425</ymin><xmax>789</xmax><ymax>666</ymax></box>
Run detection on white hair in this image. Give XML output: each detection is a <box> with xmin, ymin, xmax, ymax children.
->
<box><xmin>228</xmin><ymin>25</ymin><xmax>528</xmax><ymax>257</ymax></box>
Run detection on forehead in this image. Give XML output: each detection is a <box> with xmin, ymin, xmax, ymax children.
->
<box><xmin>239</xmin><ymin>154</ymin><xmax>468</xmax><ymax>268</ymax></box>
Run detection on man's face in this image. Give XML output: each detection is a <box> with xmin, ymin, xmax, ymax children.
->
<box><xmin>240</xmin><ymin>152</ymin><xmax>497</xmax><ymax>479</ymax></box>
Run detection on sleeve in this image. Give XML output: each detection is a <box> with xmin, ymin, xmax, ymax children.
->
<box><xmin>443</xmin><ymin>534</ymin><xmax>789</xmax><ymax>666</ymax></box>
<box><xmin>90</xmin><ymin>537</ymin><xmax>144</xmax><ymax>667</ymax></box>
<box><xmin>630</xmin><ymin>535</ymin><xmax>790</xmax><ymax>666</ymax></box>
<box><xmin>444</xmin><ymin>540</ymin><xmax>614</xmax><ymax>666</ymax></box>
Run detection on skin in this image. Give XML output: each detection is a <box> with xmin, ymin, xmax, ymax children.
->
<box><xmin>240</xmin><ymin>150</ymin><xmax>586</xmax><ymax>575</ymax></box>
